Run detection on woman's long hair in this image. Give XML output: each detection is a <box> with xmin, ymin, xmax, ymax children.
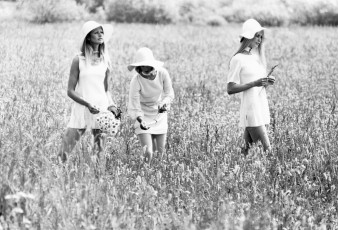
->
<box><xmin>232</xmin><ymin>31</ymin><xmax>267</xmax><ymax>68</ymax></box>
<box><xmin>80</xmin><ymin>30</ymin><xmax>112</xmax><ymax>70</ymax></box>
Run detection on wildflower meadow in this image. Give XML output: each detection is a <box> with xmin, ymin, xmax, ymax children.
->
<box><xmin>0</xmin><ymin>17</ymin><xmax>337</xmax><ymax>230</ymax></box>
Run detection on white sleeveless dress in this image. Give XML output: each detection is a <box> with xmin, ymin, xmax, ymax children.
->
<box><xmin>67</xmin><ymin>55</ymin><xmax>110</xmax><ymax>129</ymax></box>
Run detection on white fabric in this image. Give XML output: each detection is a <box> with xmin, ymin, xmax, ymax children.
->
<box><xmin>127</xmin><ymin>47</ymin><xmax>164</xmax><ymax>71</ymax></box>
<box><xmin>67</xmin><ymin>56</ymin><xmax>110</xmax><ymax>129</ymax></box>
<box><xmin>106</xmin><ymin>91</ymin><xmax>116</xmax><ymax>107</ymax></box>
<box><xmin>133</xmin><ymin>112</ymin><xmax>168</xmax><ymax>135</ymax></box>
<box><xmin>227</xmin><ymin>53</ymin><xmax>270</xmax><ymax>127</ymax></box>
<box><xmin>240</xmin><ymin>18</ymin><xmax>265</xmax><ymax>39</ymax></box>
<box><xmin>128</xmin><ymin>67</ymin><xmax>174</xmax><ymax>134</ymax></box>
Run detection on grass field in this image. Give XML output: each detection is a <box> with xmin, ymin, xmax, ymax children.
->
<box><xmin>0</xmin><ymin>20</ymin><xmax>337</xmax><ymax>229</ymax></box>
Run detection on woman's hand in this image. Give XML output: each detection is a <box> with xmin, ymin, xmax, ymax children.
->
<box><xmin>108</xmin><ymin>105</ymin><xmax>122</xmax><ymax>119</ymax></box>
<box><xmin>87</xmin><ymin>104</ymin><xmax>100</xmax><ymax>114</ymax></box>
<box><xmin>158</xmin><ymin>103</ymin><xmax>167</xmax><ymax>113</ymax></box>
<box><xmin>137</xmin><ymin>116</ymin><xmax>150</xmax><ymax>130</ymax></box>
<box><xmin>254</xmin><ymin>78</ymin><xmax>271</xmax><ymax>87</ymax></box>
<box><xmin>140</xmin><ymin>121</ymin><xmax>150</xmax><ymax>130</ymax></box>
<box><xmin>267</xmin><ymin>75</ymin><xmax>275</xmax><ymax>85</ymax></box>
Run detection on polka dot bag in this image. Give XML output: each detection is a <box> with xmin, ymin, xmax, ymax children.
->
<box><xmin>96</xmin><ymin>111</ymin><xmax>120</xmax><ymax>135</ymax></box>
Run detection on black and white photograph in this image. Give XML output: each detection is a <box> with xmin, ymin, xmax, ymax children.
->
<box><xmin>0</xmin><ymin>0</ymin><xmax>337</xmax><ymax>229</ymax></box>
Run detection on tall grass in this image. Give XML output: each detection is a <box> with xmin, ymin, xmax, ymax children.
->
<box><xmin>0</xmin><ymin>21</ymin><xmax>337</xmax><ymax>229</ymax></box>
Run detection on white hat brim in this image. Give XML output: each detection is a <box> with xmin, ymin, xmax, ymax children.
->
<box><xmin>81</xmin><ymin>23</ymin><xmax>113</xmax><ymax>45</ymax></box>
<box><xmin>102</xmin><ymin>24</ymin><xmax>113</xmax><ymax>43</ymax></box>
<box><xmin>239</xmin><ymin>26</ymin><xmax>266</xmax><ymax>39</ymax></box>
<box><xmin>128</xmin><ymin>60</ymin><xmax>164</xmax><ymax>71</ymax></box>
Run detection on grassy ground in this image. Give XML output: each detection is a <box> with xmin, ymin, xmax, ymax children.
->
<box><xmin>0</xmin><ymin>20</ymin><xmax>337</xmax><ymax>229</ymax></box>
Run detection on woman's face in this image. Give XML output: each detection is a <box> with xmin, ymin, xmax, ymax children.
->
<box><xmin>138</xmin><ymin>66</ymin><xmax>156</xmax><ymax>80</ymax></box>
<box><xmin>139</xmin><ymin>66</ymin><xmax>154</xmax><ymax>74</ymax></box>
<box><xmin>249</xmin><ymin>31</ymin><xmax>264</xmax><ymax>49</ymax></box>
<box><xmin>88</xmin><ymin>27</ymin><xmax>104</xmax><ymax>45</ymax></box>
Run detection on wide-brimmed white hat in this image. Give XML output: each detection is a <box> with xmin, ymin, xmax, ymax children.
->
<box><xmin>239</xmin><ymin>19</ymin><xmax>265</xmax><ymax>39</ymax></box>
<box><xmin>81</xmin><ymin>20</ymin><xmax>113</xmax><ymax>45</ymax></box>
<box><xmin>128</xmin><ymin>47</ymin><xmax>164</xmax><ymax>71</ymax></box>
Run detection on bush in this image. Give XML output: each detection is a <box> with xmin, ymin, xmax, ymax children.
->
<box><xmin>248</xmin><ymin>5</ymin><xmax>290</xmax><ymax>26</ymax></box>
<box><xmin>177</xmin><ymin>0</ymin><xmax>227</xmax><ymax>25</ymax></box>
<box><xmin>285</xmin><ymin>0</ymin><xmax>338</xmax><ymax>26</ymax></box>
<box><xmin>220</xmin><ymin>1</ymin><xmax>290</xmax><ymax>26</ymax></box>
<box><xmin>76</xmin><ymin>0</ymin><xmax>104</xmax><ymax>13</ymax></box>
<box><xmin>206</xmin><ymin>15</ymin><xmax>227</xmax><ymax>26</ymax></box>
<box><xmin>105</xmin><ymin>0</ymin><xmax>178</xmax><ymax>24</ymax></box>
<box><xmin>220</xmin><ymin>0</ymin><xmax>338</xmax><ymax>26</ymax></box>
<box><xmin>19</xmin><ymin>0</ymin><xmax>87</xmax><ymax>23</ymax></box>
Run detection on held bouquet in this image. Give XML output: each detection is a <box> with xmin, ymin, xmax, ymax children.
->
<box><xmin>96</xmin><ymin>109</ymin><xmax>121</xmax><ymax>135</ymax></box>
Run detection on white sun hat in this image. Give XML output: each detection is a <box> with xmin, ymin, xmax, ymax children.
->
<box><xmin>81</xmin><ymin>20</ymin><xmax>113</xmax><ymax>45</ymax></box>
<box><xmin>239</xmin><ymin>19</ymin><xmax>265</xmax><ymax>39</ymax></box>
<box><xmin>127</xmin><ymin>47</ymin><xmax>164</xmax><ymax>71</ymax></box>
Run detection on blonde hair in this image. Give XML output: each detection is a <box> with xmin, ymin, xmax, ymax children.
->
<box><xmin>80</xmin><ymin>31</ymin><xmax>111</xmax><ymax>70</ymax></box>
<box><xmin>233</xmin><ymin>31</ymin><xmax>267</xmax><ymax>68</ymax></box>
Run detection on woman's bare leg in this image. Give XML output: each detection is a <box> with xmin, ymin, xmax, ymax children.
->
<box><xmin>58</xmin><ymin>128</ymin><xmax>85</xmax><ymax>162</ymax></box>
<box><xmin>138</xmin><ymin>133</ymin><xmax>153</xmax><ymax>163</ymax></box>
<box><xmin>246</xmin><ymin>126</ymin><xmax>271</xmax><ymax>152</ymax></box>
<box><xmin>243</xmin><ymin>128</ymin><xmax>253</xmax><ymax>155</ymax></box>
<box><xmin>152</xmin><ymin>134</ymin><xmax>167</xmax><ymax>159</ymax></box>
<box><xmin>92</xmin><ymin>129</ymin><xmax>106</xmax><ymax>153</ymax></box>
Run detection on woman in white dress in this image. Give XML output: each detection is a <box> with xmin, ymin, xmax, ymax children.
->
<box><xmin>227</xmin><ymin>19</ymin><xmax>275</xmax><ymax>154</ymax></box>
<box><xmin>58</xmin><ymin>21</ymin><xmax>120</xmax><ymax>162</ymax></box>
<box><xmin>128</xmin><ymin>47</ymin><xmax>174</xmax><ymax>163</ymax></box>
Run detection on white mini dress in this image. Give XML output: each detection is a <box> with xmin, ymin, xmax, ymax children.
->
<box><xmin>128</xmin><ymin>67</ymin><xmax>174</xmax><ymax>135</ymax></box>
<box><xmin>67</xmin><ymin>55</ymin><xmax>110</xmax><ymax>129</ymax></box>
<box><xmin>227</xmin><ymin>53</ymin><xmax>270</xmax><ymax>128</ymax></box>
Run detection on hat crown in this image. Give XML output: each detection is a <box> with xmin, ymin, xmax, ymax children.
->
<box><xmin>80</xmin><ymin>21</ymin><xmax>113</xmax><ymax>47</ymax></box>
<box><xmin>82</xmin><ymin>21</ymin><xmax>102</xmax><ymax>38</ymax></box>
<box><xmin>240</xmin><ymin>19</ymin><xmax>264</xmax><ymax>39</ymax></box>
<box><xmin>127</xmin><ymin>47</ymin><xmax>164</xmax><ymax>71</ymax></box>
<box><xmin>133</xmin><ymin>47</ymin><xmax>155</xmax><ymax>63</ymax></box>
<box><xmin>243</xmin><ymin>19</ymin><xmax>262</xmax><ymax>32</ymax></box>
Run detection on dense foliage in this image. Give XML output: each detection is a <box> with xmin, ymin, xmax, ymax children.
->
<box><xmin>13</xmin><ymin>0</ymin><xmax>338</xmax><ymax>26</ymax></box>
<box><xmin>0</xmin><ymin>20</ymin><xmax>337</xmax><ymax>229</ymax></box>
<box><xmin>105</xmin><ymin>0</ymin><xmax>177</xmax><ymax>24</ymax></box>
<box><xmin>18</xmin><ymin>0</ymin><xmax>87</xmax><ymax>23</ymax></box>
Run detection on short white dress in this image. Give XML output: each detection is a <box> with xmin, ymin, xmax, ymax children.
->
<box><xmin>67</xmin><ymin>55</ymin><xmax>111</xmax><ymax>129</ymax></box>
<box><xmin>227</xmin><ymin>52</ymin><xmax>270</xmax><ymax>128</ymax></box>
<box><xmin>128</xmin><ymin>67</ymin><xmax>174</xmax><ymax>135</ymax></box>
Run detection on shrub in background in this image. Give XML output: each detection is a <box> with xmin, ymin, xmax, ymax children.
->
<box><xmin>105</xmin><ymin>0</ymin><xmax>178</xmax><ymax>24</ymax></box>
<box><xmin>178</xmin><ymin>0</ymin><xmax>226</xmax><ymax>25</ymax></box>
<box><xmin>19</xmin><ymin>0</ymin><xmax>87</xmax><ymax>23</ymax></box>
<box><xmin>76</xmin><ymin>0</ymin><xmax>104</xmax><ymax>13</ymax></box>
<box><xmin>206</xmin><ymin>15</ymin><xmax>227</xmax><ymax>27</ymax></box>
<box><xmin>220</xmin><ymin>0</ymin><xmax>290</xmax><ymax>26</ymax></box>
<box><xmin>285</xmin><ymin>0</ymin><xmax>338</xmax><ymax>26</ymax></box>
<box><xmin>11</xmin><ymin>0</ymin><xmax>338</xmax><ymax>26</ymax></box>
<box><xmin>246</xmin><ymin>4</ymin><xmax>290</xmax><ymax>26</ymax></box>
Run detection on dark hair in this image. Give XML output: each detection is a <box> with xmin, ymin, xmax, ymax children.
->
<box><xmin>135</xmin><ymin>66</ymin><xmax>154</xmax><ymax>74</ymax></box>
<box><xmin>135</xmin><ymin>66</ymin><xmax>142</xmax><ymax>74</ymax></box>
